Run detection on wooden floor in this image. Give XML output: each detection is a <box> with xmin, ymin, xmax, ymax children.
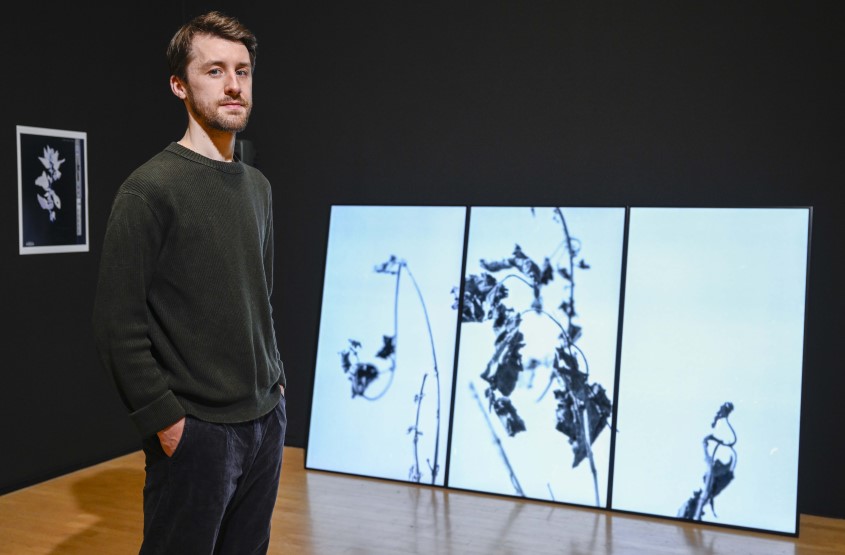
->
<box><xmin>0</xmin><ymin>447</ymin><xmax>842</xmax><ymax>554</ymax></box>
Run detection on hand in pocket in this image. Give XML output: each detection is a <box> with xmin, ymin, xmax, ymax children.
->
<box><xmin>157</xmin><ymin>417</ymin><xmax>186</xmax><ymax>457</ymax></box>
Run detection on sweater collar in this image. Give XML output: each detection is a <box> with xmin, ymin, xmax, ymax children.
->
<box><xmin>165</xmin><ymin>142</ymin><xmax>246</xmax><ymax>174</ymax></box>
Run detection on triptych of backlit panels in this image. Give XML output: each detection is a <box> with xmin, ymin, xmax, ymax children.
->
<box><xmin>306</xmin><ymin>205</ymin><xmax>811</xmax><ymax>536</ymax></box>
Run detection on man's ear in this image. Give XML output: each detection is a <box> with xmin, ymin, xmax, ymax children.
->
<box><xmin>170</xmin><ymin>75</ymin><xmax>188</xmax><ymax>99</ymax></box>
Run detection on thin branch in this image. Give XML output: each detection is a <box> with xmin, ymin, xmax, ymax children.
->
<box><xmin>361</xmin><ymin>264</ymin><xmax>402</xmax><ymax>401</ymax></box>
<box><xmin>498</xmin><ymin>273</ymin><xmax>537</xmax><ymax>291</ymax></box>
<box><xmin>409</xmin><ymin>373</ymin><xmax>427</xmax><ymax>483</ymax></box>
<box><xmin>470</xmin><ymin>382</ymin><xmax>525</xmax><ymax>496</ymax></box>
<box><xmin>553</xmin><ymin>207</ymin><xmax>576</xmax><ymax>333</ymax></box>
<box><xmin>405</xmin><ymin>264</ymin><xmax>442</xmax><ymax>485</ymax></box>
<box><xmin>579</xmin><ymin>397</ymin><xmax>601</xmax><ymax>506</ymax></box>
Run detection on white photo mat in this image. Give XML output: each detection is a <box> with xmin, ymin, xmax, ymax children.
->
<box><xmin>17</xmin><ymin>125</ymin><xmax>89</xmax><ymax>254</ymax></box>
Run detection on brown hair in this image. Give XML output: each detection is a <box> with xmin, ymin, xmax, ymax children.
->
<box><xmin>166</xmin><ymin>11</ymin><xmax>257</xmax><ymax>81</ymax></box>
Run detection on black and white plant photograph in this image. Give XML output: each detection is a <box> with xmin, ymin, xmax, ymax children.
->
<box><xmin>611</xmin><ymin>208</ymin><xmax>810</xmax><ymax>535</ymax></box>
<box><xmin>17</xmin><ymin>125</ymin><xmax>88</xmax><ymax>254</ymax></box>
<box><xmin>306</xmin><ymin>205</ymin><xmax>466</xmax><ymax>485</ymax></box>
<box><xmin>447</xmin><ymin>206</ymin><xmax>625</xmax><ymax>507</ymax></box>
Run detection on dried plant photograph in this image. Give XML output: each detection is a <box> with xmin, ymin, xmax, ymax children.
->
<box><xmin>17</xmin><ymin>125</ymin><xmax>88</xmax><ymax>254</ymax></box>
<box><xmin>447</xmin><ymin>206</ymin><xmax>625</xmax><ymax>507</ymax></box>
<box><xmin>306</xmin><ymin>205</ymin><xmax>466</xmax><ymax>485</ymax></box>
<box><xmin>611</xmin><ymin>208</ymin><xmax>810</xmax><ymax>535</ymax></box>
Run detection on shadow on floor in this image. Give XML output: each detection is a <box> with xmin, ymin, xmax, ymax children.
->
<box><xmin>48</xmin><ymin>467</ymin><xmax>144</xmax><ymax>554</ymax></box>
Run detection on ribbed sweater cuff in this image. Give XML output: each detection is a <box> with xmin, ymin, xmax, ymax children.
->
<box><xmin>130</xmin><ymin>390</ymin><xmax>186</xmax><ymax>438</ymax></box>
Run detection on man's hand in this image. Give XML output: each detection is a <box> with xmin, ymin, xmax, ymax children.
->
<box><xmin>280</xmin><ymin>384</ymin><xmax>285</xmax><ymax>396</ymax></box>
<box><xmin>157</xmin><ymin>417</ymin><xmax>186</xmax><ymax>457</ymax></box>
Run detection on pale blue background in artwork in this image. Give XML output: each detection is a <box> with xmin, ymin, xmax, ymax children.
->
<box><xmin>611</xmin><ymin>208</ymin><xmax>810</xmax><ymax>534</ymax></box>
<box><xmin>448</xmin><ymin>206</ymin><xmax>626</xmax><ymax>507</ymax></box>
<box><xmin>306</xmin><ymin>205</ymin><xmax>466</xmax><ymax>485</ymax></box>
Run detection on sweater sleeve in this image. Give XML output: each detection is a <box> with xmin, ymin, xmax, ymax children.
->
<box><xmin>92</xmin><ymin>191</ymin><xmax>185</xmax><ymax>437</ymax></box>
<box><xmin>264</xmin><ymin>188</ymin><xmax>287</xmax><ymax>390</ymax></box>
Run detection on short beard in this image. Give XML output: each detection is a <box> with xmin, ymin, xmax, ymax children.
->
<box><xmin>209</xmin><ymin>105</ymin><xmax>251</xmax><ymax>133</ymax></box>
<box><xmin>187</xmin><ymin>94</ymin><xmax>252</xmax><ymax>133</ymax></box>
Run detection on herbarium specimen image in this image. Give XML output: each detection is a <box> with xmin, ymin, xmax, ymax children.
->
<box><xmin>611</xmin><ymin>208</ymin><xmax>810</xmax><ymax>535</ymax></box>
<box><xmin>447</xmin><ymin>206</ymin><xmax>626</xmax><ymax>507</ymax></box>
<box><xmin>306</xmin><ymin>205</ymin><xmax>466</xmax><ymax>485</ymax></box>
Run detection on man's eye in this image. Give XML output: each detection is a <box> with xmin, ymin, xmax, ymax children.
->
<box><xmin>236</xmin><ymin>69</ymin><xmax>250</xmax><ymax>77</ymax></box>
<box><xmin>209</xmin><ymin>68</ymin><xmax>222</xmax><ymax>76</ymax></box>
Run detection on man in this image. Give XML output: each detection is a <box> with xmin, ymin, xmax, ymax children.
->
<box><xmin>92</xmin><ymin>11</ymin><xmax>286</xmax><ymax>554</ymax></box>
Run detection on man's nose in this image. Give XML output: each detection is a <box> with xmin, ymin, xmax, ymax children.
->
<box><xmin>224</xmin><ymin>73</ymin><xmax>241</xmax><ymax>96</ymax></box>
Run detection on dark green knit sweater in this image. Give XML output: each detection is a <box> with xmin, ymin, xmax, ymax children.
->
<box><xmin>93</xmin><ymin>143</ymin><xmax>285</xmax><ymax>438</ymax></box>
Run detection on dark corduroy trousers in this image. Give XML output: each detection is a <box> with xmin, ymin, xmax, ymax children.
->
<box><xmin>139</xmin><ymin>398</ymin><xmax>286</xmax><ymax>555</ymax></box>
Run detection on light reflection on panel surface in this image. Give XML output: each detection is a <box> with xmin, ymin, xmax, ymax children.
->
<box><xmin>447</xmin><ymin>207</ymin><xmax>626</xmax><ymax>507</ymax></box>
<box><xmin>612</xmin><ymin>208</ymin><xmax>810</xmax><ymax>535</ymax></box>
<box><xmin>306</xmin><ymin>205</ymin><xmax>466</xmax><ymax>485</ymax></box>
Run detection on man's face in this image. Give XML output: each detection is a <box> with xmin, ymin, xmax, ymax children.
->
<box><xmin>181</xmin><ymin>34</ymin><xmax>253</xmax><ymax>133</ymax></box>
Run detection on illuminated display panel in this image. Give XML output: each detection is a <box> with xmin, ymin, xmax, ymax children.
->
<box><xmin>447</xmin><ymin>206</ymin><xmax>626</xmax><ymax>508</ymax></box>
<box><xmin>306</xmin><ymin>204</ymin><xmax>811</xmax><ymax>536</ymax></box>
<box><xmin>611</xmin><ymin>207</ymin><xmax>811</xmax><ymax>535</ymax></box>
<box><xmin>305</xmin><ymin>205</ymin><xmax>467</xmax><ymax>486</ymax></box>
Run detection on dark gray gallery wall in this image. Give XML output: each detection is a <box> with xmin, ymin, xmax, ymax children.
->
<box><xmin>2</xmin><ymin>1</ymin><xmax>843</xmax><ymax>522</ymax></box>
<box><xmin>1</xmin><ymin>3</ymin><xmax>192</xmax><ymax>493</ymax></box>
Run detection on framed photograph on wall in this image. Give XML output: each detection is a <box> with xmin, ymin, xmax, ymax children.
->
<box><xmin>17</xmin><ymin>125</ymin><xmax>89</xmax><ymax>254</ymax></box>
